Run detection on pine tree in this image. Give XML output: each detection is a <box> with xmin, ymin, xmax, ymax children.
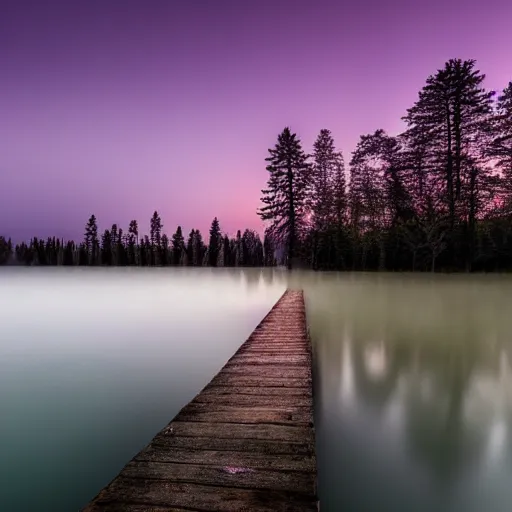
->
<box><xmin>403</xmin><ymin>60</ymin><xmax>494</xmax><ymax>219</ymax></box>
<box><xmin>128</xmin><ymin>220</ymin><xmax>138</xmax><ymax>265</ymax></box>
<box><xmin>192</xmin><ymin>230</ymin><xmax>204</xmax><ymax>266</ymax></box>
<box><xmin>179</xmin><ymin>242</ymin><xmax>188</xmax><ymax>266</ymax></box>
<box><xmin>84</xmin><ymin>214</ymin><xmax>99</xmax><ymax>265</ymax></box>
<box><xmin>310</xmin><ymin>129</ymin><xmax>347</xmax><ymax>269</ymax></box>
<box><xmin>139</xmin><ymin>237</ymin><xmax>147</xmax><ymax>266</ymax></box>
<box><xmin>258</xmin><ymin>127</ymin><xmax>311</xmax><ymax>269</ymax></box>
<box><xmin>0</xmin><ymin>236</ymin><xmax>12</xmax><ymax>265</ymax></box>
<box><xmin>172</xmin><ymin>226</ymin><xmax>185</xmax><ymax>265</ymax></box>
<box><xmin>150</xmin><ymin>211</ymin><xmax>162</xmax><ymax>265</ymax></box>
<box><xmin>349</xmin><ymin>131</ymin><xmax>389</xmax><ymax>269</ymax></box>
<box><xmin>117</xmin><ymin>228</ymin><xmax>127</xmax><ymax>265</ymax></box>
<box><xmin>311</xmin><ymin>129</ymin><xmax>338</xmax><ymax>229</ymax></box>
<box><xmin>63</xmin><ymin>241</ymin><xmax>75</xmax><ymax>266</ymax></box>
<box><xmin>161</xmin><ymin>234</ymin><xmax>170</xmax><ymax>265</ymax></box>
<box><xmin>331</xmin><ymin>152</ymin><xmax>348</xmax><ymax>269</ymax></box>
<box><xmin>222</xmin><ymin>235</ymin><xmax>231</xmax><ymax>266</ymax></box>
<box><xmin>490</xmin><ymin>82</ymin><xmax>512</xmax><ymax>212</ymax></box>
<box><xmin>110</xmin><ymin>224</ymin><xmax>118</xmax><ymax>265</ymax></box>
<box><xmin>101</xmin><ymin>229</ymin><xmax>113</xmax><ymax>265</ymax></box>
<box><xmin>263</xmin><ymin>229</ymin><xmax>275</xmax><ymax>267</ymax></box>
<box><xmin>402</xmin><ymin>58</ymin><xmax>495</xmax><ymax>269</ymax></box>
<box><xmin>216</xmin><ymin>240</ymin><xmax>225</xmax><ymax>267</ymax></box>
<box><xmin>208</xmin><ymin>217</ymin><xmax>221</xmax><ymax>267</ymax></box>
<box><xmin>241</xmin><ymin>229</ymin><xmax>263</xmax><ymax>266</ymax></box>
<box><xmin>78</xmin><ymin>243</ymin><xmax>88</xmax><ymax>266</ymax></box>
<box><xmin>235</xmin><ymin>229</ymin><xmax>243</xmax><ymax>266</ymax></box>
<box><xmin>186</xmin><ymin>229</ymin><xmax>195</xmax><ymax>266</ymax></box>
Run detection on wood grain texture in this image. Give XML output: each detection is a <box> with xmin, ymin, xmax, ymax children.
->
<box><xmin>81</xmin><ymin>290</ymin><xmax>317</xmax><ymax>512</ymax></box>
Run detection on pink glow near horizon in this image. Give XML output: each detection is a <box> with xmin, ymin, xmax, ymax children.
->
<box><xmin>0</xmin><ymin>0</ymin><xmax>511</xmax><ymax>243</ymax></box>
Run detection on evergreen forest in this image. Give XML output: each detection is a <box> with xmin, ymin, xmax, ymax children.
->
<box><xmin>1</xmin><ymin>59</ymin><xmax>511</xmax><ymax>272</ymax></box>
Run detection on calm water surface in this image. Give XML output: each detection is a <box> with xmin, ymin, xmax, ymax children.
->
<box><xmin>2</xmin><ymin>268</ymin><xmax>512</xmax><ymax>511</ymax></box>
<box><xmin>298</xmin><ymin>272</ymin><xmax>512</xmax><ymax>512</ymax></box>
<box><xmin>0</xmin><ymin>268</ymin><xmax>285</xmax><ymax>511</ymax></box>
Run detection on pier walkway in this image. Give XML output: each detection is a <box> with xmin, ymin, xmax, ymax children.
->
<box><xmin>83</xmin><ymin>289</ymin><xmax>318</xmax><ymax>511</ymax></box>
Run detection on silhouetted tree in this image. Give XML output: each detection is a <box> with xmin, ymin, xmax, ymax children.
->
<box><xmin>0</xmin><ymin>236</ymin><xmax>12</xmax><ymax>264</ymax></box>
<box><xmin>490</xmin><ymin>82</ymin><xmax>512</xmax><ymax>212</ymax></box>
<box><xmin>186</xmin><ymin>229</ymin><xmax>195</xmax><ymax>266</ymax></box>
<box><xmin>402</xmin><ymin>59</ymin><xmax>495</xmax><ymax>270</ymax></box>
<box><xmin>101</xmin><ymin>229</ymin><xmax>113</xmax><ymax>265</ymax></box>
<box><xmin>263</xmin><ymin>229</ymin><xmax>275</xmax><ymax>267</ymax></box>
<box><xmin>84</xmin><ymin>215</ymin><xmax>99</xmax><ymax>265</ymax></box>
<box><xmin>259</xmin><ymin>127</ymin><xmax>311</xmax><ymax>269</ymax></box>
<box><xmin>192</xmin><ymin>229</ymin><xmax>205</xmax><ymax>266</ymax></box>
<box><xmin>78</xmin><ymin>243</ymin><xmax>88</xmax><ymax>266</ymax></box>
<box><xmin>234</xmin><ymin>229</ymin><xmax>243</xmax><ymax>266</ymax></box>
<box><xmin>127</xmin><ymin>220</ymin><xmax>138</xmax><ymax>265</ymax></box>
<box><xmin>63</xmin><ymin>241</ymin><xmax>75</xmax><ymax>265</ymax></box>
<box><xmin>161</xmin><ymin>233</ymin><xmax>170</xmax><ymax>266</ymax></box>
<box><xmin>172</xmin><ymin>226</ymin><xmax>185</xmax><ymax>265</ymax></box>
<box><xmin>208</xmin><ymin>217</ymin><xmax>221</xmax><ymax>267</ymax></box>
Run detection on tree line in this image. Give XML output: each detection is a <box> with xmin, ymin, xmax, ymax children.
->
<box><xmin>0</xmin><ymin>215</ymin><xmax>273</xmax><ymax>267</ymax></box>
<box><xmin>260</xmin><ymin>58</ymin><xmax>512</xmax><ymax>271</ymax></box>
<box><xmin>2</xmin><ymin>58</ymin><xmax>510</xmax><ymax>272</ymax></box>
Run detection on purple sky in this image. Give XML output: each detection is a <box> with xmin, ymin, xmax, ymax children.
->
<box><xmin>1</xmin><ymin>0</ymin><xmax>511</xmax><ymax>242</ymax></box>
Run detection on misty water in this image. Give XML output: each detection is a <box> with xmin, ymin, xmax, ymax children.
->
<box><xmin>1</xmin><ymin>268</ymin><xmax>512</xmax><ymax>511</ymax></box>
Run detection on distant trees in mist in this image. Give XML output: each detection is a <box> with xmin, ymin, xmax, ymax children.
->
<box><xmin>1</xmin><ymin>215</ymin><xmax>270</xmax><ymax>268</ymax></box>
<box><xmin>260</xmin><ymin>59</ymin><xmax>512</xmax><ymax>271</ymax></box>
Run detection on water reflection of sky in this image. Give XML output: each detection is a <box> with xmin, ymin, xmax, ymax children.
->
<box><xmin>0</xmin><ymin>267</ymin><xmax>286</xmax><ymax>512</ymax></box>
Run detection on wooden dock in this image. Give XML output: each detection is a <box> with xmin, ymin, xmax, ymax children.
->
<box><xmin>82</xmin><ymin>289</ymin><xmax>318</xmax><ymax>512</ymax></box>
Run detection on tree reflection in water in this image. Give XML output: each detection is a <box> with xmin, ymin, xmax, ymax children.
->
<box><xmin>302</xmin><ymin>272</ymin><xmax>512</xmax><ymax>512</ymax></box>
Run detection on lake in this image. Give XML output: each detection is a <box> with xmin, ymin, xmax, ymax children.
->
<box><xmin>1</xmin><ymin>268</ymin><xmax>512</xmax><ymax>511</ymax></box>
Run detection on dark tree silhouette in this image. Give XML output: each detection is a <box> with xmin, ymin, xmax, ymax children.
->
<box><xmin>186</xmin><ymin>229</ymin><xmax>195</xmax><ymax>266</ymax></box>
<box><xmin>101</xmin><ymin>229</ymin><xmax>113</xmax><ymax>265</ymax></box>
<box><xmin>63</xmin><ymin>241</ymin><xmax>75</xmax><ymax>266</ymax></box>
<box><xmin>172</xmin><ymin>226</ymin><xmax>185</xmax><ymax>265</ymax></box>
<box><xmin>160</xmin><ymin>233</ymin><xmax>170</xmax><ymax>266</ymax></box>
<box><xmin>150</xmin><ymin>211</ymin><xmax>162</xmax><ymax>265</ymax></box>
<box><xmin>207</xmin><ymin>217</ymin><xmax>221</xmax><ymax>267</ymax></box>
<box><xmin>402</xmin><ymin>59</ymin><xmax>495</xmax><ymax>270</ymax></box>
<box><xmin>139</xmin><ymin>237</ymin><xmax>148</xmax><ymax>266</ymax></box>
<box><xmin>309</xmin><ymin>129</ymin><xmax>347</xmax><ymax>269</ymax></box>
<box><xmin>489</xmin><ymin>82</ymin><xmax>512</xmax><ymax>212</ymax></box>
<box><xmin>6</xmin><ymin>59</ymin><xmax>512</xmax><ymax>274</ymax></box>
<box><xmin>84</xmin><ymin>215</ymin><xmax>99</xmax><ymax>265</ymax></box>
<box><xmin>259</xmin><ymin>127</ymin><xmax>311</xmax><ymax>269</ymax></box>
<box><xmin>192</xmin><ymin>229</ymin><xmax>205</xmax><ymax>267</ymax></box>
<box><xmin>263</xmin><ymin>229</ymin><xmax>275</xmax><ymax>267</ymax></box>
<box><xmin>0</xmin><ymin>236</ymin><xmax>12</xmax><ymax>264</ymax></box>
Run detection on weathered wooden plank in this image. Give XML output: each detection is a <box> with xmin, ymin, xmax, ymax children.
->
<box><xmin>150</xmin><ymin>435</ymin><xmax>314</xmax><ymax>456</ymax></box>
<box><xmin>135</xmin><ymin>446</ymin><xmax>316</xmax><ymax>472</ymax></box>
<box><xmin>176</xmin><ymin>407</ymin><xmax>312</xmax><ymax>425</ymax></box>
<box><xmin>120</xmin><ymin>461</ymin><xmax>316</xmax><ymax>494</ymax></box>
<box><xmin>190</xmin><ymin>394</ymin><xmax>311</xmax><ymax>408</ymax></box>
<box><xmin>83</xmin><ymin>506</ymin><xmax>193</xmax><ymax>512</ymax></box>
<box><xmin>82</xmin><ymin>290</ymin><xmax>317</xmax><ymax>512</ymax></box>
<box><xmin>84</xmin><ymin>479</ymin><xmax>318</xmax><ymax>512</ymax></box>
<box><xmin>228</xmin><ymin>356</ymin><xmax>311</xmax><ymax>365</ymax></box>
<box><xmin>161</xmin><ymin>421</ymin><xmax>315</xmax><ymax>443</ymax></box>
<box><xmin>209</xmin><ymin>375</ymin><xmax>311</xmax><ymax>388</ymax></box>
<box><xmin>201</xmin><ymin>385</ymin><xmax>312</xmax><ymax>396</ymax></box>
<box><xmin>221</xmin><ymin>366</ymin><xmax>311</xmax><ymax>379</ymax></box>
<box><xmin>84</xmin><ymin>507</ymin><xmax>189</xmax><ymax>512</ymax></box>
<box><xmin>236</xmin><ymin>352</ymin><xmax>309</xmax><ymax>357</ymax></box>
